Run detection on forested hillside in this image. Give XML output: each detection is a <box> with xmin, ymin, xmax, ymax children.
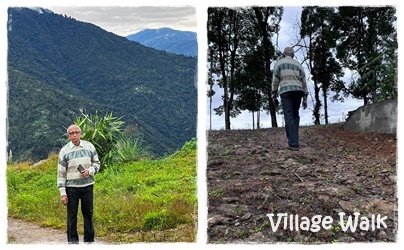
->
<box><xmin>7</xmin><ymin>7</ymin><xmax>197</xmax><ymax>161</ymax></box>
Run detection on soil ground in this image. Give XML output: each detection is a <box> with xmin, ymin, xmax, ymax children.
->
<box><xmin>207</xmin><ymin>124</ymin><xmax>397</xmax><ymax>244</ymax></box>
<box><xmin>7</xmin><ymin>217</ymin><xmax>105</xmax><ymax>244</ymax></box>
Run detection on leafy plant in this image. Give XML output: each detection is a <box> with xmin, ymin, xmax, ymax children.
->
<box><xmin>75</xmin><ymin>109</ymin><xmax>125</xmax><ymax>169</ymax></box>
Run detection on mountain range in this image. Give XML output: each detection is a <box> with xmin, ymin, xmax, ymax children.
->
<box><xmin>127</xmin><ymin>28</ymin><xmax>197</xmax><ymax>57</ymax></box>
<box><xmin>7</xmin><ymin>7</ymin><xmax>197</xmax><ymax>161</ymax></box>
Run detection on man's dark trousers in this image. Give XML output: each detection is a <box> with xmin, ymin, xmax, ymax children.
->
<box><xmin>280</xmin><ymin>91</ymin><xmax>304</xmax><ymax>148</ymax></box>
<box><xmin>66</xmin><ymin>185</ymin><xmax>94</xmax><ymax>243</ymax></box>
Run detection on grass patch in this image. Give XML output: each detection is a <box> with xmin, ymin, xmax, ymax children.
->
<box><xmin>208</xmin><ymin>188</ymin><xmax>224</xmax><ymax>199</ymax></box>
<box><xmin>7</xmin><ymin>141</ymin><xmax>197</xmax><ymax>243</ymax></box>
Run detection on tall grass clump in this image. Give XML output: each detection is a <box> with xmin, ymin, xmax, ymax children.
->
<box><xmin>7</xmin><ymin>138</ymin><xmax>197</xmax><ymax>243</ymax></box>
<box><xmin>114</xmin><ymin>137</ymin><xmax>150</xmax><ymax>163</ymax></box>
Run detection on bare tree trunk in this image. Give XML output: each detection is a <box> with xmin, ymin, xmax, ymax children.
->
<box><xmin>323</xmin><ymin>87</ymin><xmax>329</xmax><ymax>124</ymax></box>
<box><xmin>209</xmin><ymin>86</ymin><xmax>212</xmax><ymax>130</ymax></box>
<box><xmin>254</xmin><ymin>7</ymin><xmax>278</xmax><ymax>128</ymax></box>
<box><xmin>209</xmin><ymin>50</ymin><xmax>214</xmax><ymax>130</ymax></box>
<box><xmin>218</xmin><ymin>46</ymin><xmax>231</xmax><ymax>130</ymax></box>
<box><xmin>314</xmin><ymin>82</ymin><xmax>321</xmax><ymax>125</ymax></box>
<box><xmin>252</xmin><ymin>111</ymin><xmax>255</xmax><ymax>129</ymax></box>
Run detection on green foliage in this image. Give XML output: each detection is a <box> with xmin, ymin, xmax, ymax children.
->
<box><xmin>334</xmin><ymin>6</ymin><xmax>397</xmax><ymax>104</ymax></box>
<box><xmin>7</xmin><ymin>69</ymin><xmax>92</xmax><ymax>162</ymax></box>
<box><xmin>143</xmin><ymin>210</ymin><xmax>170</xmax><ymax>230</ymax></box>
<box><xmin>7</xmin><ymin>139</ymin><xmax>197</xmax><ymax>243</ymax></box>
<box><xmin>75</xmin><ymin>110</ymin><xmax>125</xmax><ymax>169</ymax></box>
<box><xmin>114</xmin><ymin>137</ymin><xmax>150</xmax><ymax>163</ymax></box>
<box><xmin>142</xmin><ymin>208</ymin><xmax>189</xmax><ymax>230</ymax></box>
<box><xmin>6</xmin><ymin>166</ymin><xmax>19</xmax><ymax>193</ymax></box>
<box><xmin>172</xmin><ymin>138</ymin><xmax>196</xmax><ymax>157</ymax></box>
<box><xmin>74</xmin><ymin>110</ymin><xmax>151</xmax><ymax>167</ymax></box>
<box><xmin>356</xmin><ymin>53</ymin><xmax>397</xmax><ymax>102</ymax></box>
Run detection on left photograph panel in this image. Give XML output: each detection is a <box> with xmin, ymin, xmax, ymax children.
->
<box><xmin>6</xmin><ymin>6</ymin><xmax>198</xmax><ymax>244</ymax></box>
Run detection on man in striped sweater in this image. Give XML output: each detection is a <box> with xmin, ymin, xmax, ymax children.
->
<box><xmin>272</xmin><ymin>47</ymin><xmax>308</xmax><ymax>151</ymax></box>
<box><xmin>57</xmin><ymin>124</ymin><xmax>100</xmax><ymax>243</ymax></box>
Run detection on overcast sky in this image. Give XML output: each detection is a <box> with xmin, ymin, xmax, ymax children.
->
<box><xmin>49</xmin><ymin>6</ymin><xmax>197</xmax><ymax>36</ymax></box>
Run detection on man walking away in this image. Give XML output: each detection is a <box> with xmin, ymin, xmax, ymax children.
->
<box><xmin>272</xmin><ymin>47</ymin><xmax>308</xmax><ymax>150</ymax></box>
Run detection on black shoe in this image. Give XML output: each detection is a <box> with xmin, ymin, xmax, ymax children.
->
<box><xmin>287</xmin><ymin>145</ymin><xmax>299</xmax><ymax>151</ymax></box>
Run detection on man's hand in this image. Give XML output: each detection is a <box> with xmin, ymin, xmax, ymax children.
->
<box><xmin>302</xmin><ymin>102</ymin><xmax>307</xmax><ymax>110</ymax></box>
<box><xmin>80</xmin><ymin>169</ymin><xmax>90</xmax><ymax>178</ymax></box>
<box><xmin>61</xmin><ymin>195</ymin><xmax>68</xmax><ymax>205</ymax></box>
<box><xmin>273</xmin><ymin>98</ymin><xmax>279</xmax><ymax>108</ymax></box>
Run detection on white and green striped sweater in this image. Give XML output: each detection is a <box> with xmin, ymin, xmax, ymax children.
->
<box><xmin>57</xmin><ymin>140</ymin><xmax>100</xmax><ymax>196</ymax></box>
<box><xmin>271</xmin><ymin>56</ymin><xmax>308</xmax><ymax>99</ymax></box>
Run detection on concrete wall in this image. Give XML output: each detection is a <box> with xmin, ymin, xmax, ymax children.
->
<box><xmin>344</xmin><ymin>99</ymin><xmax>397</xmax><ymax>135</ymax></box>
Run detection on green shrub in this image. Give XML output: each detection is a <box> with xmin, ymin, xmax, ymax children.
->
<box><xmin>143</xmin><ymin>209</ymin><xmax>170</xmax><ymax>230</ymax></box>
<box><xmin>6</xmin><ymin>168</ymin><xmax>19</xmax><ymax>193</ymax></box>
<box><xmin>142</xmin><ymin>205</ymin><xmax>190</xmax><ymax>231</ymax></box>
<box><xmin>75</xmin><ymin>110</ymin><xmax>125</xmax><ymax>169</ymax></box>
<box><xmin>115</xmin><ymin>137</ymin><xmax>150</xmax><ymax>163</ymax></box>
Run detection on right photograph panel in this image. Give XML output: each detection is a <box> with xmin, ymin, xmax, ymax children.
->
<box><xmin>206</xmin><ymin>6</ymin><xmax>397</xmax><ymax>244</ymax></box>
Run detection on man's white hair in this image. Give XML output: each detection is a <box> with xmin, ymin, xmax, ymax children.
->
<box><xmin>283</xmin><ymin>47</ymin><xmax>294</xmax><ymax>57</ymax></box>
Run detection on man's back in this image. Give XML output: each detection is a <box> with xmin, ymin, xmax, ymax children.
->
<box><xmin>272</xmin><ymin>56</ymin><xmax>307</xmax><ymax>96</ymax></box>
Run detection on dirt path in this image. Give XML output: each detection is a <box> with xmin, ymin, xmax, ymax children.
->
<box><xmin>207</xmin><ymin>124</ymin><xmax>397</xmax><ymax>243</ymax></box>
<box><xmin>7</xmin><ymin>217</ymin><xmax>105</xmax><ymax>244</ymax></box>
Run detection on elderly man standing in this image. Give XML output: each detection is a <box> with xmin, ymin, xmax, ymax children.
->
<box><xmin>272</xmin><ymin>47</ymin><xmax>308</xmax><ymax>151</ymax></box>
<box><xmin>57</xmin><ymin>124</ymin><xmax>100</xmax><ymax>244</ymax></box>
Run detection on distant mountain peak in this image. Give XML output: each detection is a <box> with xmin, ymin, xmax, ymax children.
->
<box><xmin>127</xmin><ymin>27</ymin><xmax>197</xmax><ymax>57</ymax></box>
<box><xmin>155</xmin><ymin>27</ymin><xmax>176</xmax><ymax>32</ymax></box>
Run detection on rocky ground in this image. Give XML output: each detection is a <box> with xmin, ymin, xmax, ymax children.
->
<box><xmin>207</xmin><ymin>124</ymin><xmax>397</xmax><ymax>244</ymax></box>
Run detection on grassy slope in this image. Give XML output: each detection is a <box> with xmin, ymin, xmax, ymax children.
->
<box><xmin>6</xmin><ymin>141</ymin><xmax>197</xmax><ymax>243</ymax></box>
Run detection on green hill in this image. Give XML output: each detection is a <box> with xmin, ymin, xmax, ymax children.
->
<box><xmin>7</xmin><ymin>7</ymin><xmax>197</xmax><ymax>161</ymax></box>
